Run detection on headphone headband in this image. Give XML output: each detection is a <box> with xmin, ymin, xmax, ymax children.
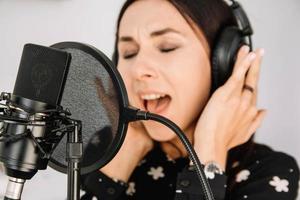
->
<box><xmin>229</xmin><ymin>0</ymin><xmax>253</xmax><ymax>50</ymax></box>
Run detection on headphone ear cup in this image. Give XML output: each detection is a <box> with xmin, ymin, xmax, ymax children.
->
<box><xmin>211</xmin><ymin>26</ymin><xmax>246</xmax><ymax>92</ymax></box>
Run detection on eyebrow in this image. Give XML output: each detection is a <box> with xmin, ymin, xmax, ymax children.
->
<box><xmin>119</xmin><ymin>28</ymin><xmax>182</xmax><ymax>42</ymax></box>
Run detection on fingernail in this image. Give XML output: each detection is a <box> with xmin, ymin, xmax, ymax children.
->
<box><xmin>259</xmin><ymin>48</ymin><xmax>265</xmax><ymax>56</ymax></box>
<box><xmin>243</xmin><ymin>45</ymin><xmax>250</xmax><ymax>52</ymax></box>
<box><xmin>248</xmin><ymin>52</ymin><xmax>256</xmax><ymax>61</ymax></box>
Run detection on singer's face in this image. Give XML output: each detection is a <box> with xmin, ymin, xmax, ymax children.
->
<box><xmin>117</xmin><ymin>0</ymin><xmax>211</xmax><ymax>141</ymax></box>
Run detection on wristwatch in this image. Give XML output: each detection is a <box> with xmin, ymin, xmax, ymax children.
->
<box><xmin>204</xmin><ymin>161</ymin><xmax>224</xmax><ymax>179</ymax></box>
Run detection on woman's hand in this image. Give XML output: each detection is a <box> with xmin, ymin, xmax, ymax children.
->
<box><xmin>193</xmin><ymin>45</ymin><xmax>267</xmax><ymax>170</ymax></box>
<box><xmin>100</xmin><ymin>121</ymin><xmax>153</xmax><ymax>182</ymax></box>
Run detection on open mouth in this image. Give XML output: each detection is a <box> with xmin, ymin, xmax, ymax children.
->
<box><xmin>141</xmin><ymin>94</ymin><xmax>171</xmax><ymax>114</ymax></box>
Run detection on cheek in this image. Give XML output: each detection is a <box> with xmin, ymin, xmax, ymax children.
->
<box><xmin>170</xmin><ymin>54</ymin><xmax>211</xmax><ymax>130</ymax></box>
<box><xmin>118</xmin><ymin>66</ymin><xmax>135</xmax><ymax>104</ymax></box>
<box><xmin>118</xmin><ymin>67</ymin><xmax>129</xmax><ymax>92</ymax></box>
<box><xmin>144</xmin><ymin>56</ymin><xmax>211</xmax><ymax>142</ymax></box>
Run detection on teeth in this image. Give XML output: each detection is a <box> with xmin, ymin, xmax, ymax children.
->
<box><xmin>141</xmin><ymin>94</ymin><xmax>166</xmax><ymax>100</ymax></box>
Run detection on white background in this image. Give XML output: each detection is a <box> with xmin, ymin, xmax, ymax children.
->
<box><xmin>0</xmin><ymin>0</ymin><xmax>299</xmax><ymax>199</ymax></box>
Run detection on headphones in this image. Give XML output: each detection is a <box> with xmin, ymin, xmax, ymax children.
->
<box><xmin>211</xmin><ymin>0</ymin><xmax>253</xmax><ymax>92</ymax></box>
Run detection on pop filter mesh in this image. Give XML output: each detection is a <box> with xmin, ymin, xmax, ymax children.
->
<box><xmin>49</xmin><ymin>47</ymin><xmax>120</xmax><ymax>174</ymax></box>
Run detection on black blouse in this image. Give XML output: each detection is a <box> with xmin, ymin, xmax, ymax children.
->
<box><xmin>80</xmin><ymin>143</ymin><xmax>299</xmax><ymax>200</ymax></box>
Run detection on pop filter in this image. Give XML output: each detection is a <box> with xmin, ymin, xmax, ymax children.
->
<box><xmin>48</xmin><ymin>42</ymin><xmax>214</xmax><ymax>200</ymax></box>
<box><xmin>48</xmin><ymin>42</ymin><xmax>129</xmax><ymax>175</ymax></box>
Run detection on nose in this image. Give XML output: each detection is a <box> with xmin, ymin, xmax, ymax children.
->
<box><xmin>131</xmin><ymin>52</ymin><xmax>159</xmax><ymax>81</ymax></box>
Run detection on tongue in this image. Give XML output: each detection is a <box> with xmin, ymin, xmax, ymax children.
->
<box><xmin>146</xmin><ymin>96</ymin><xmax>171</xmax><ymax>113</ymax></box>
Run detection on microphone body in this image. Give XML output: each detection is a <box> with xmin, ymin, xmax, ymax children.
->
<box><xmin>1</xmin><ymin>96</ymin><xmax>50</xmax><ymax>180</ymax></box>
<box><xmin>0</xmin><ymin>44</ymin><xmax>71</xmax><ymax>199</ymax></box>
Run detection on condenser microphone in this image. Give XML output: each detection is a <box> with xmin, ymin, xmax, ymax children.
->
<box><xmin>0</xmin><ymin>43</ymin><xmax>71</xmax><ymax>199</ymax></box>
<box><xmin>0</xmin><ymin>42</ymin><xmax>215</xmax><ymax>200</ymax></box>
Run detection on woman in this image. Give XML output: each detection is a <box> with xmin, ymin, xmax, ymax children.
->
<box><xmin>81</xmin><ymin>0</ymin><xmax>300</xmax><ymax>199</ymax></box>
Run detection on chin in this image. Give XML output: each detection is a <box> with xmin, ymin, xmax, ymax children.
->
<box><xmin>143</xmin><ymin>120</ymin><xmax>177</xmax><ymax>142</ymax></box>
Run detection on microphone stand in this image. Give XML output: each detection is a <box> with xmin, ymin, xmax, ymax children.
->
<box><xmin>66</xmin><ymin>120</ymin><xmax>82</xmax><ymax>200</ymax></box>
<box><xmin>1</xmin><ymin>116</ymin><xmax>83</xmax><ymax>200</ymax></box>
<box><xmin>4</xmin><ymin>178</ymin><xmax>25</xmax><ymax>200</ymax></box>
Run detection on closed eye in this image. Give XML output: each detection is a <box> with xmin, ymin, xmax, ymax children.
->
<box><xmin>123</xmin><ymin>53</ymin><xmax>137</xmax><ymax>59</ymax></box>
<box><xmin>122</xmin><ymin>46</ymin><xmax>179</xmax><ymax>59</ymax></box>
<box><xmin>160</xmin><ymin>47</ymin><xmax>178</xmax><ymax>53</ymax></box>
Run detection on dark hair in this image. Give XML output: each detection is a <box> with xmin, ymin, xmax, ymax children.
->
<box><xmin>112</xmin><ymin>0</ymin><xmax>255</xmax><ymax>192</ymax></box>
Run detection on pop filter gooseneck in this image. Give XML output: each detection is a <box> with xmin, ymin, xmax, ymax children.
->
<box><xmin>132</xmin><ymin>110</ymin><xmax>215</xmax><ymax>200</ymax></box>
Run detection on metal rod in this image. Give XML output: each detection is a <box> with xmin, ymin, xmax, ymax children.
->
<box><xmin>4</xmin><ymin>177</ymin><xmax>25</xmax><ymax>200</ymax></box>
<box><xmin>67</xmin><ymin>121</ymin><xmax>82</xmax><ymax>200</ymax></box>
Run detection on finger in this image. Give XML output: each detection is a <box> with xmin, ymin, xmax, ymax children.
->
<box><xmin>244</xmin><ymin>48</ymin><xmax>265</xmax><ymax>89</ymax></box>
<box><xmin>232</xmin><ymin>45</ymin><xmax>251</xmax><ymax>74</ymax></box>
<box><xmin>229</xmin><ymin>109</ymin><xmax>266</xmax><ymax>149</ymax></box>
<box><xmin>240</xmin><ymin>48</ymin><xmax>264</xmax><ymax>106</ymax></box>
<box><xmin>218</xmin><ymin>45</ymin><xmax>249</xmax><ymax>97</ymax></box>
<box><xmin>129</xmin><ymin>121</ymin><xmax>145</xmax><ymax>130</ymax></box>
<box><xmin>252</xmin><ymin>88</ymin><xmax>258</xmax><ymax>106</ymax></box>
<box><xmin>226</xmin><ymin>51</ymin><xmax>257</xmax><ymax>95</ymax></box>
<box><xmin>246</xmin><ymin>49</ymin><xmax>264</xmax><ymax>106</ymax></box>
<box><xmin>246</xmin><ymin>109</ymin><xmax>267</xmax><ymax>135</ymax></box>
<box><xmin>223</xmin><ymin>46</ymin><xmax>249</xmax><ymax>93</ymax></box>
<box><xmin>95</xmin><ymin>77</ymin><xmax>119</xmax><ymax>123</ymax></box>
<box><xmin>95</xmin><ymin>77</ymin><xmax>112</xmax><ymax>109</ymax></box>
<box><xmin>95</xmin><ymin>77</ymin><xmax>106</xmax><ymax>99</ymax></box>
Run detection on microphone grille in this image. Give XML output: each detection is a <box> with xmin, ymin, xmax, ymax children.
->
<box><xmin>13</xmin><ymin>44</ymin><xmax>71</xmax><ymax>106</ymax></box>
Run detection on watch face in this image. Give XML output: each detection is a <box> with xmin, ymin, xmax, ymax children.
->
<box><xmin>204</xmin><ymin>162</ymin><xmax>224</xmax><ymax>180</ymax></box>
<box><xmin>205</xmin><ymin>162</ymin><xmax>223</xmax><ymax>174</ymax></box>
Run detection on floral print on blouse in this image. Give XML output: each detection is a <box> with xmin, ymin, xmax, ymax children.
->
<box><xmin>80</xmin><ymin>143</ymin><xmax>299</xmax><ymax>200</ymax></box>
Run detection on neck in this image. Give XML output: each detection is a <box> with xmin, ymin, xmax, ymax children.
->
<box><xmin>160</xmin><ymin>120</ymin><xmax>196</xmax><ymax>160</ymax></box>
